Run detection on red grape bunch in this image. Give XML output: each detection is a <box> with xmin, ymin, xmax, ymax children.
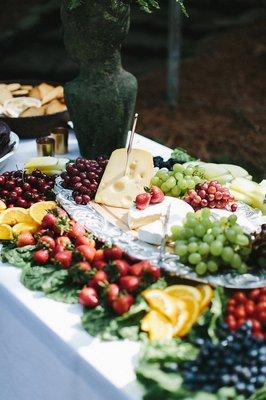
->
<box><xmin>0</xmin><ymin>169</ymin><xmax>56</xmax><ymax>208</ymax></box>
<box><xmin>184</xmin><ymin>180</ymin><xmax>237</xmax><ymax>212</ymax></box>
<box><xmin>60</xmin><ymin>157</ymin><xmax>108</xmax><ymax>205</ymax></box>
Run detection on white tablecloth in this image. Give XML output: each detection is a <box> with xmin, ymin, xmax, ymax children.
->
<box><xmin>0</xmin><ymin>132</ymin><xmax>172</xmax><ymax>400</ymax></box>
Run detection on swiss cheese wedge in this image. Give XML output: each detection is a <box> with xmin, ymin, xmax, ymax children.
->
<box><xmin>95</xmin><ymin>148</ymin><xmax>153</xmax><ymax>209</ymax></box>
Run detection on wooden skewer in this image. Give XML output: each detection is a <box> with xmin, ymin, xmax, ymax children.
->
<box><xmin>125</xmin><ymin>113</ymin><xmax>138</xmax><ymax>175</ymax></box>
<box><xmin>158</xmin><ymin>204</ymin><xmax>171</xmax><ymax>263</ymax></box>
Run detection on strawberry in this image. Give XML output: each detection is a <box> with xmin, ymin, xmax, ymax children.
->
<box><xmin>75</xmin><ymin>261</ymin><xmax>91</xmax><ymax>272</ymax></box>
<box><xmin>75</xmin><ymin>236</ymin><xmax>95</xmax><ymax>247</ymax></box>
<box><xmin>130</xmin><ymin>260</ymin><xmax>150</xmax><ymax>277</ymax></box>
<box><xmin>54</xmin><ymin>250</ymin><xmax>72</xmax><ymax>269</ymax></box>
<box><xmin>106</xmin><ymin>284</ymin><xmax>119</xmax><ymax>303</ymax></box>
<box><xmin>149</xmin><ymin>186</ymin><xmax>164</xmax><ymax>204</ymax></box>
<box><xmin>68</xmin><ymin>222</ymin><xmax>86</xmax><ymax>238</ymax></box>
<box><xmin>93</xmin><ymin>260</ymin><xmax>107</xmax><ymax>270</ymax></box>
<box><xmin>55</xmin><ymin>236</ymin><xmax>71</xmax><ymax>248</ymax></box>
<box><xmin>79</xmin><ymin>287</ymin><xmax>99</xmax><ymax>308</ymax></box>
<box><xmin>88</xmin><ymin>270</ymin><xmax>108</xmax><ymax>289</ymax></box>
<box><xmin>33</xmin><ymin>249</ymin><xmax>50</xmax><ymax>265</ymax></box>
<box><xmin>38</xmin><ymin>235</ymin><xmax>55</xmax><ymax>250</ymax></box>
<box><xmin>41</xmin><ymin>213</ymin><xmax>57</xmax><ymax>228</ymax></box>
<box><xmin>119</xmin><ymin>275</ymin><xmax>140</xmax><ymax>293</ymax></box>
<box><xmin>113</xmin><ymin>259</ymin><xmax>130</xmax><ymax>276</ymax></box>
<box><xmin>77</xmin><ymin>245</ymin><xmax>96</xmax><ymax>262</ymax></box>
<box><xmin>104</xmin><ymin>245</ymin><xmax>123</xmax><ymax>261</ymax></box>
<box><xmin>112</xmin><ymin>295</ymin><xmax>134</xmax><ymax>315</ymax></box>
<box><xmin>93</xmin><ymin>249</ymin><xmax>105</xmax><ymax>262</ymax></box>
<box><xmin>17</xmin><ymin>232</ymin><xmax>36</xmax><ymax>247</ymax></box>
<box><xmin>135</xmin><ymin>192</ymin><xmax>151</xmax><ymax>210</ymax></box>
<box><xmin>146</xmin><ymin>264</ymin><xmax>161</xmax><ymax>279</ymax></box>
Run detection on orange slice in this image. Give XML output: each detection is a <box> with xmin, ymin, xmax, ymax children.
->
<box><xmin>172</xmin><ymin>299</ymin><xmax>190</xmax><ymax>336</ymax></box>
<box><xmin>142</xmin><ymin>289</ymin><xmax>180</xmax><ymax>324</ymax></box>
<box><xmin>164</xmin><ymin>285</ymin><xmax>202</xmax><ymax>303</ymax></box>
<box><xmin>29</xmin><ymin>201</ymin><xmax>57</xmax><ymax>224</ymax></box>
<box><xmin>197</xmin><ymin>284</ymin><xmax>214</xmax><ymax>311</ymax></box>
<box><xmin>12</xmin><ymin>222</ymin><xmax>39</xmax><ymax>235</ymax></box>
<box><xmin>178</xmin><ymin>296</ymin><xmax>200</xmax><ymax>337</ymax></box>
<box><xmin>0</xmin><ymin>224</ymin><xmax>13</xmax><ymax>240</ymax></box>
<box><xmin>141</xmin><ymin>310</ymin><xmax>173</xmax><ymax>340</ymax></box>
<box><xmin>0</xmin><ymin>207</ymin><xmax>34</xmax><ymax>226</ymax></box>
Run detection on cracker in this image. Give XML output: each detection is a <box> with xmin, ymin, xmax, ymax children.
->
<box><xmin>7</xmin><ymin>83</ymin><xmax>21</xmax><ymax>91</ymax></box>
<box><xmin>42</xmin><ymin>86</ymin><xmax>64</xmax><ymax>105</ymax></box>
<box><xmin>45</xmin><ymin>99</ymin><xmax>67</xmax><ymax>114</ymax></box>
<box><xmin>21</xmin><ymin>84</ymin><xmax>33</xmax><ymax>91</ymax></box>
<box><xmin>12</xmin><ymin>89</ymin><xmax>29</xmax><ymax>96</ymax></box>
<box><xmin>38</xmin><ymin>82</ymin><xmax>54</xmax><ymax>99</ymax></box>
<box><xmin>0</xmin><ymin>86</ymin><xmax>12</xmax><ymax>105</ymax></box>
<box><xmin>20</xmin><ymin>106</ymin><xmax>46</xmax><ymax>117</ymax></box>
<box><xmin>29</xmin><ymin>87</ymin><xmax>41</xmax><ymax>100</ymax></box>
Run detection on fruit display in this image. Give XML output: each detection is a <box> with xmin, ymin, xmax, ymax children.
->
<box><xmin>60</xmin><ymin>156</ymin><xmax>108</xmax><ymax>205</ymax></box>
<box><xmin>151</xmin><ymin>163</ymin><xmax>205</xmax><ymax>198</ymax></box>
<box><xmin>225</xmin><ymin>288</ymin><xmax>266</xmax><ymax>339</ymax></box>
<box><xmin>183</xmin><ymin>180</ymin><xmax>237</xmax><ymax>212</ymax></box>
<box><xmin>180</xmin><ymin>323</ymin><xmax>266</xmax><ymax>397</ymax></box>
<box><xmin>140</xmin><ymin>284</ymin><xmax>213</xmax><ymax>340</ymax></box>
<box><xmin>172</xmin><ymin>208</ymin><xmax>251</xmax><ymax>275</ymax></box>
<box><xmin>0</xmin><ymin>169</ymin><xmax>56</xmax><ymax>208</ymax></box>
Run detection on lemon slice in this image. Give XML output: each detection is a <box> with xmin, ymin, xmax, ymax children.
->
<box><xmin>142</xmin><ymin>289</ymin><xmax>180</xmax><ymax>324</ymax></box>
<box><xmin>0</xmin><ymin>200</ymin><xmax>6</xmax><ymax>212</ymax></box>
<box><xmin>0</xmin><ymin>224</ymin><xmax>13</xmax><ymax>240</ymax></box>
<box><xmin>29</xmin><ymin>201</ymin><xmax>57</xmax><ymax>224</ymax></box>
<box><xmin>12</xmin><ymin>222</ymin><xmax>39</xmax><ymax>235</ymax></box>
<box><xmin>197</xmin><ymin>284</ymin><xmax>214</xmax><ymax>311</ymax></box>
<box><xmin>164</xmin><ymin>285</ymin><xmax>202</xmax><ymax>302</ymax></box>
<box><xmin>178</xmin><ymin>296</ymin><xmax>200</xmax><ymax>337</ymax></box>
<box><xmin>0</xmin><ymin>208</ymin><xmax>34</xmax><ymax>226</ymax></box>
<box><xmin>141</xmin><ymin>310</ymin><xmax>173</xmax><ymax>340</ymax></box>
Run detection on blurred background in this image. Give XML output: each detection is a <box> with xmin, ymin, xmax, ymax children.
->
<box><xmin>0</xmin><ymin>0</ymin><xmax>265</xmax><ymax>179</ymax></box>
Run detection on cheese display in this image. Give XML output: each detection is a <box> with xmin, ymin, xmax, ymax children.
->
<box><xmin>95</xmin><ymin>148</ymin><xmax>153</xmax><ymax>208</ymax></box>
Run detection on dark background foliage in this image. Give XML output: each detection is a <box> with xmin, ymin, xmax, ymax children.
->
<box><xmin>0</xmin><ymin>0</ymin><xmax>265</xmax><ymax>178</ymax></box>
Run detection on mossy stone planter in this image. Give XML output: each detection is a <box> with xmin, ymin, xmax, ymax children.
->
<box><xmin>61</xmin><ymin>0</ymin><xmax>137</xmax><ymax>158</ymax></box>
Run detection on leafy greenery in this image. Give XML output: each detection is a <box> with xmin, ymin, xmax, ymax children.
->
<box><xmin>188</xmin><ymin>287</ymin><xmax>227</xmax><ymax>344</ymax></box>
<box><xmin>136</xmin><ymin>340</ymin><xmax>246</xmax><ymax>400</ymax></box>
<box><xmin>82</xmin><ymin>295</ymin><xmax>148</xmax><ymax>341</ymax></box>
<box><xmin>21</xmin><ymin>265</ymin><xmax>78</xmax><ymax>303</ymax></box>
<box><xmin>1</xmin><ymin>244</ymin><xmax>36</xmax><ymax>269</ymax></box>
<box><xmin>68</xmin><ymin>0</ymin><xmax>188</xmax><ymax>16</ymax></box>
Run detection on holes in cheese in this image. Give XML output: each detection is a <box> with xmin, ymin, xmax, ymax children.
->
<box><xmin>95</xmin><ymin>148</ymin><xmax>153</xmax><ymax>209</ymax></box>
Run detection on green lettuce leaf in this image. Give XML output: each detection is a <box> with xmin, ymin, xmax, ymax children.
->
<box><xmin>1</xmin><ymin>244</ymin><xmax>36</xmax><ymax>269</ymax></box>
<box><xmin>21</xmin><ymin>265</ymin><xmax>78</xmax><ymax>304</ymax></box>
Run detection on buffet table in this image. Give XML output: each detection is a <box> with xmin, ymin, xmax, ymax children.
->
<box><xmin>0</xmin><ymin>132</ymin><xmax>171</xmax><ymax>400</ymax></box>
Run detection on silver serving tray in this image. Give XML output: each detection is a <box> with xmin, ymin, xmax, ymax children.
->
<box><xmin>54</xmin><ymin>178</ymin><xmax>266</xmax><ymax>289</ymax></box>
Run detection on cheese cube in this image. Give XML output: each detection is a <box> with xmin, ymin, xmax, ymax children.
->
<box><xmin>95</xmin><ymin>148</ymin><xmax>153</xmax><ymax>209</ymax></box>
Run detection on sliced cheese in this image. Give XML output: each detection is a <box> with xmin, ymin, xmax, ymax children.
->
<box><xmin>95</xmin><ymin>148</ymin><xmax>153</xmax><ymax>209</ymax></box>
<box><xmin>129</xmin><ymin>197</ymin><xmax>194</xmax><ymax>230</ymax></box>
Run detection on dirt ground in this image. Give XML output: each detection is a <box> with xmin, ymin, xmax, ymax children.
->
<box><xmin>137</xmin><ymin>20</ymin><xmax>266</xmax><ymax>180</ymax></box>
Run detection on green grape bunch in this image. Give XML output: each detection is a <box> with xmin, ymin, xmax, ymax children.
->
<box><xmin>151</xmin><ymin>163</ymin><xmax>206</xmax><ymax>198</ymax></box>
<box><xmin>171</xmin><ymin>209</ymin><xmax>251</xmax><ymax>276</ymax></box>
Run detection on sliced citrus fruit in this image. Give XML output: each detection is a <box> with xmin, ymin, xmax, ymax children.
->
<box><xmin>178</xmin><ymin>297</ymin><xmax>201</xmax><ymax>337</ymax></box>
<box><xmin>0</xmin><ymin>200</ymin><xmax>7</xmax><ymax>211</ymax></box>
<box><xmin>197</xmin><ymin>284</ymin><xmax>214</xmax><ymax>311</ymax></box>
<box><xmin>172</xmin><ymin>299</ymin><xmax>190</xmax><ymax>336</ymax></box>
<box><xmin>142</xmin><ymin>289</ymin><xmax>180</xmax><ymax>324</ymax></box>
<box><xmin>0</xmin><ymin>207</ymin><xmax>34</xmax><ymax>226</ymax></box>
<box><xmin>12</xmin><ymin>222</ymin><xmax>39</xmax><ymax>235</ymax></box>
<box><xmin>164</xmin><ymin>285</ymin><xmax>202</xmax><ymax>302</ymax></box>
<box><xmin>29</xmin><ymin>201</ymin><xmax>57</xmax><ymax>224</ymax></box>
<box><xmin>0</xmin><ymin>224</ymin><xmax>13</xmax><ymax>240</ymax></box>
<box><xmin>141</xmin><ymin>310</ymin><xmax>173</xmax><ymax>340</ymax></box>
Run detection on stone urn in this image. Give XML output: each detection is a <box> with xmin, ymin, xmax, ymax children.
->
<box><xmin>61</xmin><ymin>0</ymin><xmax>137</xmax><ymax>159</ymax></box>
